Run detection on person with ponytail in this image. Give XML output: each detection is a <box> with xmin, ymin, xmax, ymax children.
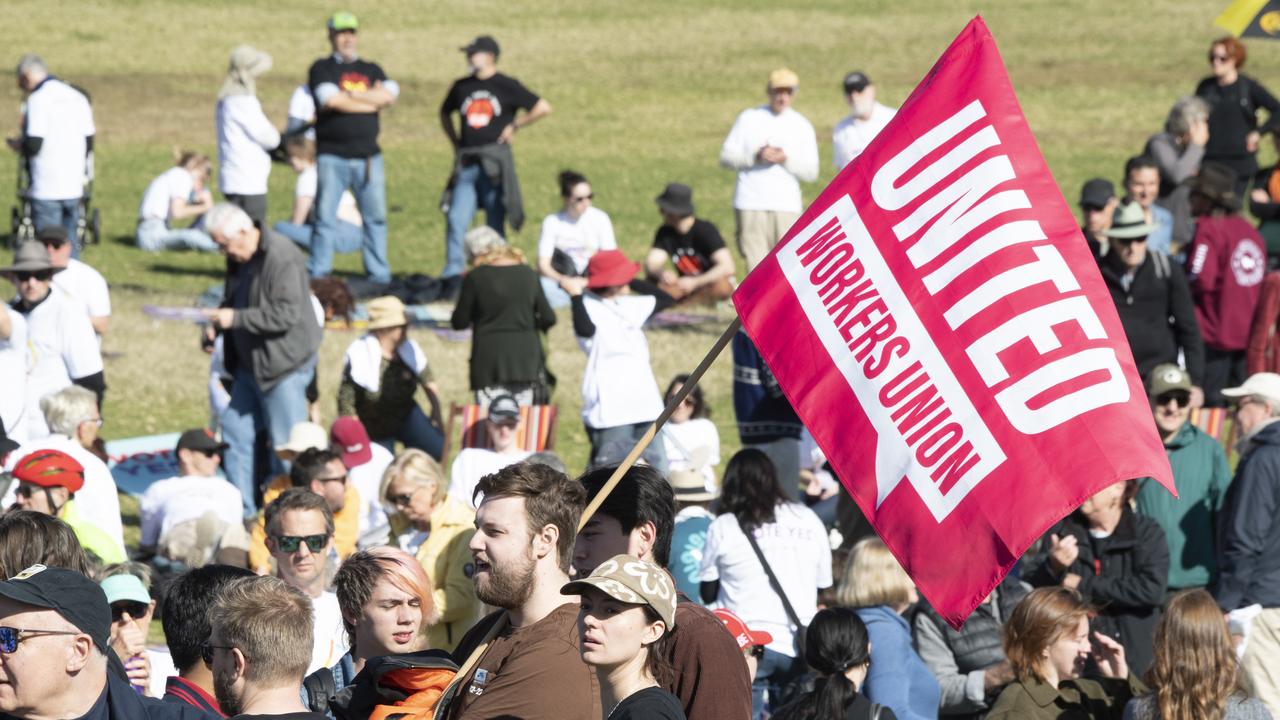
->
<box><xmin>1124</xmin><ymin>589</ymin><xmax>1271</xmax><ymax>720</ymax></box>
<box><xmin>773</xmin><ymin>608</ymin><xmax>896</xmax><ymax>720</ymax></box>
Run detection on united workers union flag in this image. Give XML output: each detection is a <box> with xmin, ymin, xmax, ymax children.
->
<box><xmin>733</xmin><ymin>17</ymin><xmax>1175</xmax><ymax>627</ymax></box>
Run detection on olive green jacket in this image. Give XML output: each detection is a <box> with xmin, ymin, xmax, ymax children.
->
<box><xmin>986</xmin><ymin>674</ymin><xmax>1145</xmax><ymax>720</ymax></box>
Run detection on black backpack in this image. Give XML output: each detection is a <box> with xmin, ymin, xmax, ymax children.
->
<box><xmin>316</xmin><ymin>650</ymin><xmax>460</xmax><ymax>720</ymax></box>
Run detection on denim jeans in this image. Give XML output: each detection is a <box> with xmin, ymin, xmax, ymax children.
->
<box><xmin>136</xmin><ymin>218</ymin><xmax>219</xmax><ymax>252</ymax></box>
<box><xmin>752</xmin><ymin>647</ymin><xmax>807</xmax><ymax>720</ymax></box>
<box><xmin>312</xmin><ymin>153</ymin><xmax>389</xmax><ymax>283</ymax></box>
<box><xmin>31</xmin><ymin>198</ymin><xmax>80</xmax><ymax>258</ymax></box>
<box><xmin>274</xmin><ymin>220</ymin><xmax>363</xmax><ymax>254</ymax></box>
<box><xmin>443</xmin><ymin>162</ymin><xmax>504</xmax><ymax>278</ymax></box>
<box><xmin>221</xmin><ymin>358</ymin><xmax>316</xmax><ymax>516</ymax></box>
<box><xmin>372</xmin><ymin>405</ymin><xmax>444</xmax><ymax>461</ymax></box>
<box><xmin>539</xmin><ymin>275</ymin><xmax>572</xmax><ymax>309</ymax></box>
<box><xmin>585</xmin><ymin>422</ymin><xmax>668</xmax><ymax>475</ymax></box>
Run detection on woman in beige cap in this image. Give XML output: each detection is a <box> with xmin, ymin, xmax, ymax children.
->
<box><xmin>562</xmin><ymin>554</ymin><xmax>686</xmax><ymax>720</ymax></box>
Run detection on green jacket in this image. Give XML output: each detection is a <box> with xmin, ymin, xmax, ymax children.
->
<box><xmin>1134</xmin><ymin>422</ymin><xmax>1232</xmax><ymax>589</ymax></box>
<box><xmin>987</xmin><ymin>675</ymin><xmax>1145</xmax><ymax>720</ymax></box>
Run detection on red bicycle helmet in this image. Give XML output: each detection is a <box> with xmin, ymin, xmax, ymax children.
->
<box><xmin>12</xmin><ymin>449</ymin><xmax>85</xmax><ymax>493</ymax></box>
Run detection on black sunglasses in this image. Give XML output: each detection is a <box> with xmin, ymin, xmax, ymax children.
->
<box><xmin>1155</xmin><ymin>391</ymin><xmax>1191</xmax><ymax>409</ymax></box>
<box><xmin>0</xmin><ymin>626</ymin><xmax>80</xmax><ymax>653</ymax></box>
<box><xmin>272</xmin><ymin>534</ymin><xmax>329</xmax><ymax>553</ymax></box>
<box><xmin>751</xmin><ymin>644</ymin><xmax>766</xmax><ymax>659</ymax></box>
<box><xmin>111</xmin><ymin>601</ymin><xmax>150</xmax><ymax>622</ymax></box>
<box><xmin>200</xmin><ymin>640</ymin><xmax>239</xmax><ymax>665</ymax></box>
<box><xmin>15</xmin><ymin>271</ymin><xmax>52</xmax><ymax>282</ymax></box>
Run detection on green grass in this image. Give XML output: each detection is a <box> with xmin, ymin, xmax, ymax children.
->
<box><xmin>7</xmin><ymin>0</ymin><xmax>1274</xmax><ymax>475</ymax></box>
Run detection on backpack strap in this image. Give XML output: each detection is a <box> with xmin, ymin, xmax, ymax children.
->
<box><xmin>303</xmin><ymin>669</ymin><xmax>337</xmax><ymax>716</ymax></box>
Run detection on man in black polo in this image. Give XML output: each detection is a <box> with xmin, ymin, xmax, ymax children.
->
<box><xmin>306</xmin><ymin>11</ymin><xmax>397</xmax><ymax>284</ymax></box>
<box><xmin>439</xmin><ymin>35</ymin><xmax>551</xmax><ymax>289</ymax></box>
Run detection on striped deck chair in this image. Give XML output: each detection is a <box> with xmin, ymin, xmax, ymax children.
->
<box><xmin>1189</xmin><ymin>406</ymin><xmax>1238</xmax><ymax>465</ymax></box>
<box><xmin>442</xmin><ymin>403</ymin><xmax>559</xmax><ymax>466</ymax></box>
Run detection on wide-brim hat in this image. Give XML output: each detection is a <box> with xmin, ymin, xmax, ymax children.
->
<box><xmin>586</xmin><ymin>249</ymin><xmax>640</xmax><ymax>290</ymax></box>
<box><xmin>655</xmin><ymin>183</ymin><xmax>695</xmax><ymax>216</ymax></box>
<box><xmin>669</xmin><ymin>469</ymin><xmax>716</xmax><ymax>502</ymax></box>
<box><xmin>275</xmin><ymin>421</ymin><xmax>328</xmax><ymax>460</ymax></box>
<box><xmin>1189</xmin><ymin>162</ymin><xmax>1241</xmax><ymax>211</ymax></box>
<box><xmin>0</xmin><ymin>241</ymin><xmax>62</xmax><ymax>276</ymax></box>
<box><xmin>1103</xmin><ymin>201</ymin><xmax>1156</xmax><ymax>240</ymax></box>
<box><xmin>367</xmin><ymin>295</ymin><xmax>408</xmax><ymax>330</ymax></box>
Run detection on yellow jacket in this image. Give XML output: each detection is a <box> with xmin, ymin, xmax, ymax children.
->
<box><xmin>392</xmin><ymin>495</ymin><xmax>482</xmax><ymax>652</ymax></box>
<box><xmin>62</xmin><ymin>500</ymin><xmax>126</xmax><ymax>565</ymax></box>
<box><xmin>249</xmin><ymin>476</ymin><xmax>360</xmax><ymax>574</ymax></box>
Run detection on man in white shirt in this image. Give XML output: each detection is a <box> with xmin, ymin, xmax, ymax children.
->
<box><xmin>832</xmin><ymin>71</ymin><xmax>897</xmax><ymax>171</ymax></box>
<box><xmin>2</xmin><ymin>242</ymin><xmax>103</xmax><ymax>439</ymax></box>
<box><xmin>7</xmin><ymin>55</ymin><xmax>94</xmax><ymax>257</ymax></box>
<box><xmin>329</xmin><ymin>416</ymin><xmax>393</xmax><ymax>547</ymax></box>
<box><xmin>40</xmin><ymin>226</ymin><xmax>109</xmax><ymax>337</ymax></box>
<box><xmin>138</xmin><ymin>428</ymin><xmax>243</xmax><ymax>560</ymax></box>
<box><xmin>447</xmin><ymin>394</ymin><xmax>531</xmax><ymax>508</ymax></box>
<box><xmin>719</xmin><ymin>68</ymin><xmax>819</xmax><ymax>271</ymax></box>
<box><xmin>0</xmin><ymin>306</ymin><xmax>27</xmax><ymax>442</ymax></box>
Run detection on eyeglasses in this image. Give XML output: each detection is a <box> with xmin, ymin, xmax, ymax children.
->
<box><xmin>271</xmin><ymin>534</ymin><xmax>329</xmax><ymax>553</ymax></box>
<box><xmin>111</xmin><ymin>601</ymin><xmax>150</xmax><ymax>622</ymax></box>
<box><xmin>1112</xmin><ymin>236</ymin><xmax>1148</xmax><ymax>246</ymax></box>
<box><xmin>13</xmin><ymin>483</ymin><xmax>42</xmax><ymax>499</ymax></box>
<box><xmin>1210</xmin><ymin>53</ymin><xmax>1231</xmax><ymax>63</ymax></box>
<box><xmin>200</xmin><ymin>640</ymin><xmax>240</xmax><ymax>665</ymax></box>
<box><xmin>317</xmin><ymin>473</ymin><xmax>348</xmax><ymax>485</ymax></box>
<box><xmin>15</xmin><ymin>271</ymin><xmax>52</xmax><ymax>282</ymax></box>
<box><xmin>388</xmin><ymin>487</ymin><xmax>421</xmax><ymax>509</ymax></box>
<box><xmin>769</xmin><ymin>87</ymin><xmax>795</xmax><ymax>95</ymax></box>
<box><xmin>570</xmin><ymin>194</ymin><xmax>594</xmax><ymax>203</ymax></box>
<box><xmin>0</xmin><ymin>626</ymin><xmax>81</xmax><ymax>653</ymax></box>
<box><xmin>1236</xmin><ymin>397</ymin><xmax>1264</xmax><ymax>412</ymax></box>
<box><xmin>82</xmin><ymin>417</ymin><xmax>103</xmax><ymax>428</ymax></box>
<box><xmin>1155</xmin><ymin>391</ymin><xmax>1190</xmax><ymax>409</ymax></box>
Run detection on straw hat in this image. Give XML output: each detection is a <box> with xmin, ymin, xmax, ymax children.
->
<box><xmin>367</xmin><ymin>296</ymin><xmax>408</xmax><ymax>330</ymax></box>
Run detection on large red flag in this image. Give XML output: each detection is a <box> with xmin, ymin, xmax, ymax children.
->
<box><xmin>732</xmin><ymin>16</ymin><xmax>1175</xmax><ymax>627</ymax></box>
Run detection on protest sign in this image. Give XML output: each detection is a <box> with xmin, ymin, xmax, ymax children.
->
<box><xmin>733</xmin><ymin>16</ymin><xmax>1175</xmax><ymax>626</ymax></box>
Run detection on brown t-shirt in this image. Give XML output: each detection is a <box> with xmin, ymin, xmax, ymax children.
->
<box><xmin>667</xmin><ymin>599</ymin><xmax>753</xmax><ymax>720</ymax></box>
<box><xmin>449</xmin><ymin>603</ymin><xmax>601</xmax><ymax>720</ymax></box>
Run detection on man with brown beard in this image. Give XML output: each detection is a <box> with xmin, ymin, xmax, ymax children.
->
<box><xmin>446</xmin><ymin>463</ymin><xmax>601</xmax><ymax>720</ymax></box>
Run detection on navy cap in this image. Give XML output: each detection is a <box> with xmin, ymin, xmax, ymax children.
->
<box><xmin>0</xmin><ymin>564</ymin><xmax>111</xmax><ymax>651</ymax></box>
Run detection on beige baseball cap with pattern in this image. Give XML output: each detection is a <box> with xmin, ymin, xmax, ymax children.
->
<box><xmin>561</xmin><ymin>554</ymin><xmax>677</xmax><ymax>629</ymax></box>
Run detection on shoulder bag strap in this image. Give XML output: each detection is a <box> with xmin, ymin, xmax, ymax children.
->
<box><xmin>737</xmin><ymin>517</ymin><xmax>804</xmax><ymax>630</ymax></box>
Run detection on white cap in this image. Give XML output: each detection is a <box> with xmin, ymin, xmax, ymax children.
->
<box><xmin>275</xmin><ymin>421</ymin><xmax>328</xmax><ymax>460</ymax></box>
<box><xmin>1222</xmin><ymin>373</ymin><xmax>1280</xmax><ymax>408</ymax></box>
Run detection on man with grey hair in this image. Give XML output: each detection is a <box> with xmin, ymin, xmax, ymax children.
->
<box><xmin>1146</xmin><ymin>96</ymin><xmax>1210</xmax><ymax>251</ymax></box>
<box><xmin>2</xmin><ymin>385</ymin><xmax>124</xmax><ymax>554</ymax></box>
<box><xmin>207</xmin><ymin>575</ymin><xmax>318</xmax><ymax>718</ymax></box>
<box><xmin>6</xmin><ymin>55</ymin><xmax>95</xmax><ymax>256</ymax></box>
<box><xmin>1218</xmin><ymin>372</ymin><xmax>1280</xmax><ymax>713</ymax></box>
<box><xmin>201</xmin><ymin>203</ymin><xmax>322</xmax><ymax>516</ymax></box>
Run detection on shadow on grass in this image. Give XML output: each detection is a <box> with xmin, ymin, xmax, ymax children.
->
<box><xmin>147</xmin><ymin>263</ymin><xmax>226</xmax><ymax>279</ymax></box>
<box><xmin>109</xmin><ymin>234</ymin><xmax>136</xmax><ymax>248</ymax></box>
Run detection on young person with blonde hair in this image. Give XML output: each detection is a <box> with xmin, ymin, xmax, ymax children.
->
<box><xmin>136</xmin><ymin>149</ymin><xmax>217</xmax><ymax>252</ymax></box>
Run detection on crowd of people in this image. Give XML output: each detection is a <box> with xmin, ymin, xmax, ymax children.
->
<box><xmin>8</xmin><ymin>13</ymin><xmax>1280</xmax><ymax>720</ymax></box>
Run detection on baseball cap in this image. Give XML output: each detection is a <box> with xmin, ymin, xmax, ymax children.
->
<box><xmin>1147</xmin><ymin>363</ymin><xmax>1192</xmax><ymax>398</ymax></box>
<box><xmin>99</xmin><ymin>574</ymin><xmax>151</xmax><ymax>606</ymax></box>
<box><xmin>328</xmin><ymin>11</ymin><xmax>358</xmax><ymax>32</ymax></box>
<box><xmin>1079</xmin><ymin>178</ymin><xmax>1115</xmax><ymax>209</ymax></box>
<box><xmin>768</xmin><ymin>68</ymin><xmax>799</xmax><ymax>91</ymax></box>
<box><xmin>488</xmin><ymin>395</ymin><xmax>521</xmax><ymax>425</ymax></box>
<box><xmin>176</xmin><ymin>428</ymin><xmax>228</xmax><ymax>454</ymax></box>
<box><xmin>13</xmin><ymin>449</ymin><xmax>84</xmax><ymax>493</ymax></box>
<box><xmin>461</xmin><ymin>35</ymin><xmax>500</xmax><ymax>57</ymax></box>
<box><xmin>843</xmin><ymin>71</ymin><xmax>872</xmax><ymax>95</ymax></box>
<box><xmin>36</xmin><ymin>225</ymin><xmax>69</xmax><ymax>245</ymax></box>
<box><xmin>562</xmin><ymin>554</ymin><xmax>677</xmax><ymax>629</ymax></box>
<box><xmin>275</xmin><ymin>421</ymin><xmax>328</xmax><ymax>461</ymax></box>
<box><xmin>714</xmin><ymin>607</ymin><xmax>773</xmax><ymax>650</ymax></box>
<box><xmin>330</xmin><ymin>416</ymin><xmax>372</xmax><ymax>469</ymax></box>
<box><xmin>1223</xmin><ymin>373</ymin><xmax>1280</xmax><ymax>408</ymax></box>
<box><xmin>0</xmin><ymin>564</ymin><xmax>111</xmax><ymax>651</ymax></box>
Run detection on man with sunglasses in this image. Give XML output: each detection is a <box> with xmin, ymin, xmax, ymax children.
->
<box><xmin>2</xmin><ymin>241</ymin><xmax>103</xmax><ymax>440</ymax></box>
<box><xmin>263</xmin><ymin>489</ymin><xmax>348</xmax><ymax>674</ymax></box>
<box><xmin>446</xmin><ymin>394</ymin><xmax>531</xmax><ymax>510</ymax></box>
<box><xmin>41</xmin><ymin>225</ymin><xmax>109</xmax><ymax>338</ymax></box>
<box><xmin>0</xmin><ymin>563</ymin><xmax>214</xmax><ymax>720</ymax></box>
<box><xmin>1218</xmin><ymin>372</ymin><xmax>1280</xmax><ymax>713</ymax></box>
<box><xmin>138</xmin><ymin>429</ymin><xmax>244</xmax><ymax>565</ymax></box>
<box><xmin>250</xmin><ymin>447</ymin><xmax>359</xmax><ymax>575</ymax></box>
<box><xmin>1097</xmin><ymin>200</ymin><xmax>1206</xmax><ymax>405</ymax></box>
<box><xmin>1133</xmin><ymin>364</ymin><xmax>1232</xmax><ymax>596</ymax></box>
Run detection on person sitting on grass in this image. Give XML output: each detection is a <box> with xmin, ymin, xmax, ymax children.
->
<box><xmin>136</xmin><ymin>150</ymin><xmax>218</xmax><ymax>252</ymax></box>
<box><xmin>644</xmin><ymin>183</ymin><xmax>735</xmax><ymax>306</ymax></box>
<box><xmin>567</xmin><ymin>249</ymin><xmax>674</xmax><ymax>470</ymax></box>
<box><xmin>273</xmin><ymin>135</ymin><xmax>364</xmax><ymax>256</ymax></box>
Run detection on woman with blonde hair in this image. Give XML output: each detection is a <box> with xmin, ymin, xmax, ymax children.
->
<box><xmin>1124</xmin><ymin>589</ymin><xmax>1270</xmax><ymax>720</ymax></box>
<box><xmin>136</xmin><ymin>150</ymin><xmax>217</xmax><ymax>252</ymax></box>
<box><xmin>450</xmin><ymin>225</ymin><xmax>556</xmax><ymax>405</ymax></box>
<box><xmin>988</xmin><ymin>587</ymin><xmax>1140</xmax><ymax>719</ymax></box>
<box><xmin>380</xmin><ymin>449</ymin><xmax>480</xmax><ymax>652</ymax></box>
<box><xmin>838</xmin><ymin>537</ymin><xmax>938</xmax><ymax>720</ymax></box>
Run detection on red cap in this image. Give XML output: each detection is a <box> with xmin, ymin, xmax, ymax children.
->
<box><xmin>13</xmin><ymin>449</ymin><xmax>85</xmax><ymax>493</ymax></box>
<box><xmin>330</xmin><ymin>416</ymin><xmax>373</xmax><ymax>469</ymax></box>
<box><xmin>713</xmin><ymin>608</ymin><xmax>773</xmax><ymax>650</ymax></box>
<box><xmin>586</xmin><ymin>250</ymin><xmax>640</xmax><ymax>290</ymax></box>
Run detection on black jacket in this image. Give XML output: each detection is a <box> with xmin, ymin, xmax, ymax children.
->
<box><xmin>1027</xmin><ymin>508</ymin><xmax>1169</xmax><ymax>677</ymax></box>
<box><xmin>103</xmin><ymin>664</ymin><xmax>220</xmax><ymax>720</ymax></box>
<box><xmin>1217</xmin><ymin>420</ymin><xmax>1280</xmax><ymax>610</ymax></box>
<box><xmin>1097</xmin><ymin>250</ymin><xmax>1205</xmax><ymax>384</ymax></box>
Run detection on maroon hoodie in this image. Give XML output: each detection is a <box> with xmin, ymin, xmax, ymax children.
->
<box><xmin>1187</xmin><ymin>214</ymin><xmax>1267</xmax><ymax>351</ymax></box>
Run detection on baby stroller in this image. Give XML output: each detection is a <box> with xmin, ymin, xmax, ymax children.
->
<box><xmin>9</xmin><ymin>148</ymin><xmax>101</xmax><ymax>250</ymax></box>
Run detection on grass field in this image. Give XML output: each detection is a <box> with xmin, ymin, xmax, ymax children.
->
<box><xmin>5</xmin><ymin>0</ymin><xmax>1275</xmax><ymax>476</ymax></box>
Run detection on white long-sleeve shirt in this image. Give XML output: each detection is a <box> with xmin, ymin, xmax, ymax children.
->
<box><xmin>216</xmin><ymin>95</ymin><xmax>281</xmax><ymax>195</ymax></box>
<box><xmin>719</xmin><ymin>105</ymin><xmax>818</xmax><ymax>213</ymax></box>
<box><xmin>832</xmin><ymin>101</ymin><xmax>897</xmax><ymax>170</ymax></box>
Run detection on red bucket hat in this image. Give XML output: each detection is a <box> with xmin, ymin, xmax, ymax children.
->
<box><xmin>586</xmin><ymin>250</ymin><xmax>640</xmax><ymax>290</ymax></box>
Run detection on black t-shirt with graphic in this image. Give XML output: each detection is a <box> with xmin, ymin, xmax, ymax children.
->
<box><xmin>652</xmin><ymin>218</ymin><xmax>727</xmax><ymax>277</ymax></box>
<box><xmin>308</xmin><ymin>56</ymin><xmax>389</xmax><ymax>158</ymax></box>
<box><xmin>441</xmin><ymin>72</ymin><xmax>539</xmax><ymax>148</ymax></box>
